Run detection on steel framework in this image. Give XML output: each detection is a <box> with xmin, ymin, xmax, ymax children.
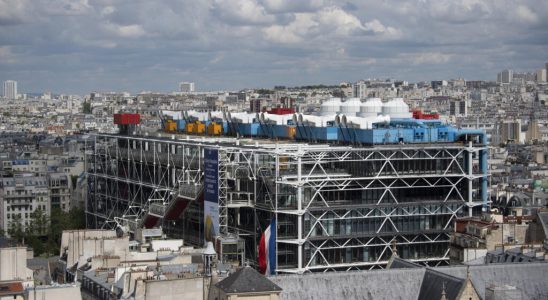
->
<box><xmin>86</xmin><ymin>133</ymin><xmax>488</xmax><ymax>274</ymax></box>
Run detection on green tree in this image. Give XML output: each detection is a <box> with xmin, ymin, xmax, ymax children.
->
<box><xmin>82</xmin><ymin>101</ymin><xmax>92</xmax><ymax>114</ymax></box>
<box><xmin>69</xmin><ymin>208</ymin><xmax>86</xmax><ymax>229</ymax></box>
<box><xmin>45</xmin><ymin>208</ymin><xmax>86</xmax><ymax>255</ymax></box>
<box><xmin>331</xmin><ymin>89</ymin><xmax>346</xmax><ymax>98</ymax></box>
<box><xmin>255</xmin><ymin>89</ymin><xmax>275</xmax><ymax>95</ymax></box>
<box><xmin>28</xmin><ymin>208</ymin><xmax>49</xmax><ymax>236</ymax></box>
<box><xmin>18</xmin><ymin>209</ymin><xmax>50</xmax><ymax>256</ymax></box>
<box><xmin>4</xmin><ymin>207</ymin><xmax>87</xmax><ymax>257</ymax></box>
<box><xmin>8</xmin><ymin>214</ymin><xmax>25</xmax><ymax>244</ymax></box>
<box><xmin>47</xmin><ymin>208</ymin><xmax>70</xmax><ymax>255</ymax></box>
<box><xmin>26</xmin><ymin>235</ymin><xmax>46</xmax><ymax>257</ymax></box>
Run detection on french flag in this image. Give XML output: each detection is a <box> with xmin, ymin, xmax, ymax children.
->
<box><xmin>258</xmin><ymin>218</ymin><xmax>276</xmax><ymax>275</ymax></box>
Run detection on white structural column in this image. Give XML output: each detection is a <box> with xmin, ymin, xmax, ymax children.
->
<box><xmin>467</xmin><ymin>141</ymin><xmax>473</xmax><ymax>217</ymax></box>
<box><xmin>297</xmin><ymin>145</ymin><xmax>304</xmax><ymax>273</ymax></box>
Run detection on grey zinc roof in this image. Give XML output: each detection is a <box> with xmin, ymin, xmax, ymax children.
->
<box><xmin>216</xmin><ymin>266</ymin><xmax>282</xmax><ymax>294</ymax></box>
<box><xmin>270</xmin><ymin>268</ymin><xmax>425</xmax><ymax>300</ymax></box>
<box><xmin>433</xmin><ymin>263</ymin><xmax>548</xmax><ymax>300</ymax></box>
<box><xmin>418</xmin><ymin>269</ymin><xmax>464</xmax><ymax>300</ymax></box>
<box><xmin>26</xmin><ymin>257</ymin><xmax>58</xmax><ymax>285</ymax></box>
<box><xmin>388</xmin><ymin>256</ymin><xmax>423</xmax><ymax>269</ymax></box>
<box><xmin>271</xmin><ymin>262</ymin><xmax>548</xmax><ymax>300</ymax></box>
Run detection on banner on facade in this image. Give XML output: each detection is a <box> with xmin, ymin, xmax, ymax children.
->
<box><xmin>204</xmin><ymin>148</ymin><xmax>219</xmax><ymax>243</ymax></box>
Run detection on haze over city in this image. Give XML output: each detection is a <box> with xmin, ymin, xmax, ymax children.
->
<box><xmin>1</xmin><ymin>0</ymin><xmax>548</xmax><ymax>94</ymax></box>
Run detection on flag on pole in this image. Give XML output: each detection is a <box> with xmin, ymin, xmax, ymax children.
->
<box><xmin>258</xmin><ymin>218</ymin><xmax>276</xmax><ymax>275</ymax></box>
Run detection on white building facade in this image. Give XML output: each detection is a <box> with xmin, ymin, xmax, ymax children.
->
<box><xmin>0</xmin><ymin>175</ymin><xmax>51</xmax><ymax>236</ymax></box>
<box><xmin>179</xmin><ymin>82</ymin><xmax>195</xmax><ymax>93</ymax></box>
<box><xmin>3</xmin><ymin>80</ymin><xmax>17</xmax><ymax>99</ymax></box>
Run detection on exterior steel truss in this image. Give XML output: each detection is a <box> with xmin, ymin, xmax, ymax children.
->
<box><xmin>86</xmin><ymin>133</ymin><xmax>488</xmax><ymax>274</ymax></box>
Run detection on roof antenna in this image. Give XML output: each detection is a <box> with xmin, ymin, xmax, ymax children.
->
<box><xmin>440</xmin><ymin>281</ymin><xmax>447</xmax><ymax>300</ymax></box>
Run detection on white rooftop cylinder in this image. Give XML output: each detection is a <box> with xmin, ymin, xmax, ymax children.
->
<box><xmin>320</xmin><ymin>97</ymin><xmax>342</xmax><ymax>116</ymax></box>
<box><xmin>358</xmin><ymin>98</ymin><xmax>383</xmax><ymax>117</ymax></box>
<box><xmin>260</xmin><ymin>112</ymin><xmax>292</xmax><ymax>125</ymax></box>
<box><xmin>382</xmin><ymin>98</ymin><xmax>412</xmax><ymax>118</ymax></box>
<box><xmin>340</xmin><ymin>98</ymin><xmax>362</xmax><ymax>117</ymax></box>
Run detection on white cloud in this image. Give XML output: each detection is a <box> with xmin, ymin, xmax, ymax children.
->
<box><xmin>105</xmin><ymin>23</ymin><xmax>146</xmax><ymax>38</ymax></box>
<box><xmin>0</xmin><ymin>46</ymin><xmax>16</xmax><ymax>63</ymax></box>
<box><xmin>425</xmin><ymin>0</ymin><xmax>490</xmax><ymax>23</ymax></box>
<box><xmin>263</xmin><ymin>25</ymin><xmax>303</xmax><ymax>43</ymax></box>
<box><xmin>263</xmin><ymin>6</ymin><xmax>400</xmax><ymax>44</ymax></box>
<box><xmin>117</xmin><ymin>24</ymin><xmax>146</xmax><ymax>38</ymax></box>
<box><xmin>209</xmin><ymin>52</ymin><xmax>225</xmax><ymax>64</ymax></box>
<box><xmin>314</xmin><ymin>6</ymin><xmax>364</xmax><ymax>35</ymax></box>
<box><xmin>73</xmin><ymin>36</ymin><xmax>118</xmax><ymax>49</ymax></box>
<box><xmin>0</xmin><ymin>0</ymin><xmax>28</xmax><ymax>24</ymax></box>
<box><xmin>515</xmin><ymin>5</ymin><xmax>539</xmax><ymax>24</ymax></box>
<box><xmin>213</xmin><ymin>0</ymin><xmax>276</xmax><ymax>25</ymax></box>
<box><xmin>43</xmin><ymin>0</ymin><xmax>93</xmax><ymax>16</ymax></box>
<box><xmin>101</xmin><ymin>6</ymin><xmax>115</xmax><ymax>17</ymax></box>
<box><xmin>399</xmin><ymin>52</ymin><xmax>452</xmax><ymax>65</ymax></box>
<box><xmin>363</xmin><ymin>19</ymin><xmax>401</xmax><ymax>37</ymax></box>
<box><xmin>260</xmin><ymin>0</ymin><xmax>324</xmax><ymax>13</ymax></box>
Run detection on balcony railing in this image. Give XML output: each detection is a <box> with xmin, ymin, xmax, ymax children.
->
<box><xmin>228</xmin><ymin>191</ymin><xmax>254</xmax><ymax>207</ymax></box>
<box><xmin>148</xmin><ymin>203</ymin><xmax>167</xmax><ymax>218</ymax></box>
<box><xmin>178</xmin><ymin>183</ymin><xmax>202</xmax><ymax>200</ymax></box>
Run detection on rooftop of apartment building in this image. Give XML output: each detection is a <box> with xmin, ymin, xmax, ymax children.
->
<box><xmin>0</xmin><ymin>174</ymin><xmax>48</xmax><ymax>187</ymax></box>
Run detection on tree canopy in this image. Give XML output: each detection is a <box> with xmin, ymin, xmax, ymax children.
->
<box><xmin>4</xmin><ymin>207</ymin><xmax>86</xmax><ymax>257</ymax></box>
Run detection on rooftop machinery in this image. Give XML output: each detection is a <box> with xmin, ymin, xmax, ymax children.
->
<box><xmin>158</xmin><ymin>97</ymin><xmax>485</xmax><ymax>146</ymax></box>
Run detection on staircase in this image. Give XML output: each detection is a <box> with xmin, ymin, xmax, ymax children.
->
<box><xmin>125</xmin><ymin>181</ymin><xmax>204</xmax><ymax>232</ymax></box>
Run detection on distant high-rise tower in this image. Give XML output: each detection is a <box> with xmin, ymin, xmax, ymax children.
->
<box><xmin>499</xmin><ymin>119</ymin><xmax>521</xmax><ymax>144</ymax></box>
<box><xmin>450</xmin><ymin>100</ymin><xmax>468</xmax><ymax>117</ymax></box>
<box><xmin>500</xmin><ymin>70</ymin><xmax>513</xmax><ymax>84</ymax></box>
<box><xmin>179</xmin><ymin>82</ymin><xmax>195</xmax><ymax>93</ymax></box>
<box><xmin>3</xmin><ymin>80</ymin><xmax>17</xmax><ymax>99</ymax></box>
<box><xmin>536</xmin><ymin>69</ymin><xmax>546</xmax><ymax>82</ymax></box>
<box><xmin>352</xmin><ymin>81</ymin><xmax>367</xmax><ymax>99</ymax></box>
<box><xmin>249</xmin><ymin>98</ymin><xmax>266</xmax><ymax>113</ymax></box>
<box><xmin>545</xmin><ymin>62</ymin><xmax>548</xmax><ymax>79</ymax></box>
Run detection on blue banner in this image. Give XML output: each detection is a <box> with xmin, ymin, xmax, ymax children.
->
<box><xmin>204</xmin><ymin>148</ymin><xmax>219</xmax><ymax>203</ymax></box>
<box><xmin>204</xmin><ymin>148</ymin><xmax>219</xmax><ymax>242</ymax></box>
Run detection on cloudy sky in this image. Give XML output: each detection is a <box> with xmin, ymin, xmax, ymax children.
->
<box><xmin>0</xmin><ymin>0</ymin><xmax>547</xmax><ymax>94</ymax></box>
